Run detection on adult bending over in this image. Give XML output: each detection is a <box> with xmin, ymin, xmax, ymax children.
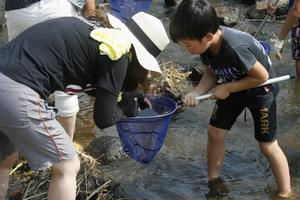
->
<box><xmin>0</xmin><ymin>11</ymin><xmax>169</xmax><ymax>200</ymax></box>
<box><xmin>4</xmin><ymin>0</ymin><xmax>96</xmax><ymax>139</ymax></box>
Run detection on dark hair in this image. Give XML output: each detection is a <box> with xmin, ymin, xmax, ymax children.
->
<box><xmin>122</xmin><ymin>47</ymin><xmax>149</xmax><ymax>92</ymax></box>
<box><xmin>82</xmin><ymin>4</ymin><xmax>112</xmax><ymax>28</ymax></box>
<box><xmin>169</xmin><ymin>0</ymin><xmax>219</xmax><ymax>42</ymax></box>
<box><xmin>94</xmin><ymin>5</ymin><xmax>112</xmax><ymax>28</ymax></box>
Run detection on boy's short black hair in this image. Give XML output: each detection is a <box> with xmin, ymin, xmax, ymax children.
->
<box><xmin>169</xmin><ymin>0</ymin><xmax>219</xmax><ymax>42</ymax></box>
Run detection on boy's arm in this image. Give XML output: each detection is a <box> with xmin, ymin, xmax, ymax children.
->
<box><xmin>193</xmin><ymin>65</ymin><xmax>217</xmax><ymax>95</ymax></box>
<box><xmin>212</xmin><ymin>61</ymin><xmax>269</xmax><ymax>99</ymax></box>
<box><xmin>182</xmin><ymin>65</ymin><xmax>216</xmax><ymax>106</ymax></box>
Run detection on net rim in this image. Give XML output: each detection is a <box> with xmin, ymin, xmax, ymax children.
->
<box><xmin>117</xmin><ymin>96</ymin><xmax>177</xmax><ymax>122</ymax></box>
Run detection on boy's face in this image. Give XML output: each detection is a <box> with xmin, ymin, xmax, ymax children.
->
<box><xmin>179</xmin><ymin>37</ymin><xmax>209</xmax><ymax>55</ymax></box>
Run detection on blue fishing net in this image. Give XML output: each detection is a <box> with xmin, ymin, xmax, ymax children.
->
<box><xmin>116</xmin><ymin>96</ymin><xmax>177</xmax><ymax>164</ymax></box>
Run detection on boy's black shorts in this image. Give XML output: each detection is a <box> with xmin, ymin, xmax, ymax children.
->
<box><xmin>209</xmin><ymin>84</ymin><xmax>278</xmax><ymax>142</ymax></box>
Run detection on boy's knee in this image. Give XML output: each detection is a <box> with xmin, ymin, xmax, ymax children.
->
<box><xmin>207</xmin><ymin>126</ymin><xmax>226</xmax><ymax>141</ymax></box>
<box><xmin>259</xmin><ymin>140</ymin><xmax>277</xmax><ymax>155</ymax></box>
<box><xmin>52</xmin><ymin>155</ymin><xmax>80</xmax><ymax>177</ymax></box>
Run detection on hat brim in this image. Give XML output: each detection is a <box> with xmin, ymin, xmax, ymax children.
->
<box><xmin>107</xmin><ymin>13</ymin><xmax>162</xmax><ymax>77</ymax></box>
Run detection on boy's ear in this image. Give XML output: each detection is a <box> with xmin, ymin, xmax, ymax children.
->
<box><xmin>205</xmin><ymin>33</ymin><xmax>214</xmax><ymax>42</ymax></box>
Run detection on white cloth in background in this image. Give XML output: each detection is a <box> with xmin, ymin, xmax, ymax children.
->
<box><xmin>5</xmin><ymin>0</ymin><xmax>79</xmax><ymax>40</ymax></box>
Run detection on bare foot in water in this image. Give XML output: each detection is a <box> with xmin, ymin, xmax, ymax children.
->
<box><xmin>278</xmin><ymin>189</ymin><xmax>292</xmax><ymax>198</ymax></box>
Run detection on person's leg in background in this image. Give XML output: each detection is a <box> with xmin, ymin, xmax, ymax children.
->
<box><xmin>5</xmin><ymin>5</ymin><xmax>43</xmax><ymax>41</ymax></box>
<box><xmin>290</xmin><ymin>24</ymin><xmax>300</xmax><ymax>105</ymax></box>
<box><xmin>296</xmin><ymin>59</ymin><xmax>300</xmax><ymax>78</ymax></box>
<box><xmin>5</xmin><ymin>0</ymin><xmax>78</xmax><ymax>41</ymax></box>
<box><xmin>291</xmin><ymin>19</ymin><xmax>300</xmax><ymax>78</ymax></box>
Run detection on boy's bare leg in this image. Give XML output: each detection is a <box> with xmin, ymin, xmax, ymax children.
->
<box><xmin>259</xmin><ymin>140</ymin><xmax>291</xmax><ymax>197</ymax></box>
<box><xmin>56</xmin><ymin>115</ymin><xmax>77</xmax><ymax>140</ymax></box>
<box><xmin>48</xmin><ymin>155</ymin><xmax>80</xmax><ymax>200</ymax></box>
<box><xmin>207</xmin><ymin>125</ymin><xmax>228</xmax><ymax>180</ymax></box>
<box><xmin>0</xmin><ymin>152</ymin><xmax>18</xmax><ymax>200</ymax></box>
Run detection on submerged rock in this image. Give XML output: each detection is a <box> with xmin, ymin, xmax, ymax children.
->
<box><xmin>85</xmin><ymin>136</ymin><xmax>127</xmax><ymax>164</ymax></box>
<box><xmin>215</xmin><ymin>5</ymin><xmax>240</xmax><ymax>27</ymax></box>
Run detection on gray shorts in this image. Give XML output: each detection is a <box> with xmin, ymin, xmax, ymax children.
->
<box><xmin>0</xmin><ymin>73</ymin><xmax>76</xmax><ymax>171</ymax></box>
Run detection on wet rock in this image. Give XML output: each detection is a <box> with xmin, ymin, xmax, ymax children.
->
<box><xmin>273</xmin><ymin>0</ymin><xmax>289</xmax><ymax>18</ymax></box>
<box><xmin>187</xmin><ymin>66</ymin><xmax>204</xmax><ymax>86</ymax></box>
<box><xmin>85</xmin><ymin>136</ymin><xmax>127</xmax><ymax>164</ymax></box>
<box><xmin>246</xmin><ymin>4</ymin><xmax>267</xmax><ymax>20</ymax></box>
<box><xmin>215</xmin><ymin>5</ymin><xmax>240</xmax><ymax>27</ymax></box>
<box><xmin>246</xmin><ymin>0</ymin><xmax>289</xmax><ymax>20</ymax></box>
<box><xmin>110</xmin><ymin>182</ymin><xmax>128</xmax><ymax>199</ymax></box>
<box><xmin>235</xmin><ymin>23</ymin><xmax>258</xmax><ymax>37</ymax></box>
<box><xmin>240</xmin><ymin>0</ymin><xmax>257</xmax><ymax>5</ymax></box>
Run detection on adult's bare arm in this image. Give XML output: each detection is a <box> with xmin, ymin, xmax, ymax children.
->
<box><xmin>82</xmin><ymin>0</ymin><xmax>96</xmax><ymax>17</ymax></box>
<box><xmin>278</xmin><ymin>0</ymin><xmax>300</xmax><ymax>40</ymax></box>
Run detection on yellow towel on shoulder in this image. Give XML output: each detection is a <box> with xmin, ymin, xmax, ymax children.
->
<box><xmin>90</xmin><ymin>28</ymin><xmax>131</xmax><ymax>60</ymax></box>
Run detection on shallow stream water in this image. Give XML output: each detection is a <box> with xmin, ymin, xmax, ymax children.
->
<box><xmin>1</xmin><ymin>0</ymin><xmax>300</xmax><ymax>199</ymax></box>
<box><xmin>96</xmin><ymin>1</ymin><xmax>300</xmax><ymax>199</ymax></box>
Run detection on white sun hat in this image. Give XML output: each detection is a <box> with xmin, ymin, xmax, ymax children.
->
<box><xmin>107</xmin><ymin>12</ymin><xmax>170</xmax><ymax>77</ymax></box>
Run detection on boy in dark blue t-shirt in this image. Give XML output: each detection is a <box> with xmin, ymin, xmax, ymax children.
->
<box><xmin>170</xmin><ymin>0</ymin><xmax>291</xmax><ymax>198</ymax></box>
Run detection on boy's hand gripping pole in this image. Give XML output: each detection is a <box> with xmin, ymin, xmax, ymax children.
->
<box><xmin>195</xmin><ymin>75</ymin><xmax>295</xmax><ymax>101</ymax></box>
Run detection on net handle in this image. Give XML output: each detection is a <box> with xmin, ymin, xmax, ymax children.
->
<box><xmin>195</xmin><ymin>75</ymin><xmax>295</xmax><ymax>101</ymax></box>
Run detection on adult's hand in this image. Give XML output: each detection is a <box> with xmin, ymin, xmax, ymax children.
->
<box><xmin>118</xmin><ymin>91</ymin><xmax>149</xmax><ymax>117</ymax></box>
<box><xmin>267</xmin><ymin>0</ymin><xmax>278</xmax><ymax>15</ymax></box>
<box><xmin>274</xmin><ymin>38</ymin><xmax>284</xmax><ymax>60</ymax></box>
<box><xmin>82</xmin><ymin>0</ymin><xmax>96</xmax><ymax>17</ymax></box>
